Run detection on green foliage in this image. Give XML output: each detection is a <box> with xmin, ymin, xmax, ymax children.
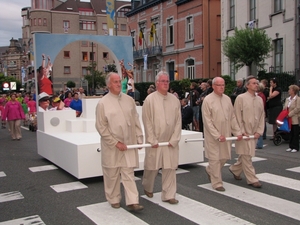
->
<box><xmin>106</xmin><ymin>64</ymin><xmax>117</xmax><ymax>73</ymax></box>
<box><xmin>257</xmin><ymin>71</ymin><xmax>296</xmax><ymax>91</ymax></box>
<box><xmin>223</xmin><ymin>28</ymin><xmax>273</xmax><ymax>72</ymax></box>
<box><xmin>0</xmin><ymin>73</ymin><xmax>22</xmax><ymax>93</ymax></box>
<box><xmin>134</xmin><ymin>82</ymin><xmax>155</xmax><ymax>105</ymax></box>
<box><xmin>222</xmin><ymin>75</ymin><xmax>236</xmax><ymax>96</ymax></box>
<box><xmin>66</xmin><ymin>80</ymin><xmax>76</xmax><ymax>88</ymax></box>
<box><xmin>85</xmin><ymin>62</ymin><xmax>106</xmax><ymax>89</ymax></box>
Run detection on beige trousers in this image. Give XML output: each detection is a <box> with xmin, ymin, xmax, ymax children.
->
<box><xmin>206</xmin><ymin>159</ymin><xmax>227</xmax><ymax>189</ymax></box>
<box><xmin>142</xmin><ymin>169</ymin><xmax>176</xmax><ymax>201</ymax></box>
<box><xmin>102</xmin><ymin>166</ymin><xmax>139</xmax><ymax>206</ymax></box>
<box><xmin>8</xmin><ymin>120</ymin><xmax>22</xmax><ymax>140</ymax></box>
<box><xmin>229</xmin><ymin>155</ymin><xmax>259</xmax><ymax>184</ymax></box>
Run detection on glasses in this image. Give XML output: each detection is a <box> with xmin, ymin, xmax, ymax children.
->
<box><xmin>158</xmin><ymin>80</ymin><xmax>170</xmax><ymax>83</ymax></box>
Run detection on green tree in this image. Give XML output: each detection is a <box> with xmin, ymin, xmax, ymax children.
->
<box><xmin>222</xmin><ymin>27</ymin><xmax>273</xmax><ymax>75</ymax></box>
<box><xmin>85</xmin><ymin>62</ymin><xmax>106</xmax><ymax>91</ymax></box>
<box><xmin>66</xmin><ymin>80</ymin><xmax>76</xmax><ymax>88</ymax></box>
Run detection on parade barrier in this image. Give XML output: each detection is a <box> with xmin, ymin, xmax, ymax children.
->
<box><xmin>37</xmin><ymin>98</ymin><xmax>204</xmax><ymax>179</ymax></box>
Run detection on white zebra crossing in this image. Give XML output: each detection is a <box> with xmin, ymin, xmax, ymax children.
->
<box><xmin>286</xmin><ymin>166</ymin><xmax>300</xmax><ymax>173</ymax></box>
<box><xmin>141</xmin><ymin>192</ymin><xmax>254</xmax><ymax>225</ymax></box>
<box><xmin>0</xmin><ymin>215</ymin><xmax>45</xmax><ymax>225</ymax></box>
<box><xmin>199</xmin><ymin>182</ymin><xmax>300</xmax><ymax>221</ymax></box>
<box><xmin>0</xmin><ymin>191</ymin><xmax>24</xmax><ymax>203</ymax></box>
<box><xmin>78</xmin><ymin>202</ymin><xmax>148</xmax><ymax>225</ymax></box>
<box><xmin>257</xmin><ymin>173</ymin><xmax>300</xmax><ymax>191</ymax></box>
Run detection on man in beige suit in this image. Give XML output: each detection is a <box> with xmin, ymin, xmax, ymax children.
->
<box><xmin>229</xmin><ymin>76</ymin><xmax>264</xmax><ymax>188</ymax></box>
<box><xmin>202</xmin><ymin>77</ymin><xmax>242</xmax><ymax>191</ymax></box>
<box><xmin>95</xmin><ymin>72</ymin><xmax>144</xmax><ymax>211</ymax></box>
<box><xmin>142</xmin><ymin>71</ymin><xmax>182</xmax><ymax>204</ymax></box>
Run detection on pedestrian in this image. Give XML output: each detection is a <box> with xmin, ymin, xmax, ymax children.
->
<box><xmin>229</xmin><ymin>76</ymin><xmax>264</xmax><ymax>188</ymax></box>
<box><xmin>95</xmin><ymin>72</ymin><xmax>144</xmax><ymax>211</ymax></box>
<box><xmin>202</xmin><ymin>77</ymin><xmax>242</xmax><ymax>191</ymax></box>
<box><xmin>267</xmin><ymin>77</ymin><xmax>282</xmax><ymax>139</ymax></box>
<box><xmin>70</xmin><ymin>93</ymin><xmax>82</xmax><ymax>117</ymax></box>
<box><xmin>283</xmin><ymin>85</ymin><xmax>300</xmax><ymax>153</ymax></box>
<box><xmin>142</xmin><ymin>71</ymin><xmax>181</xmax><ymax>204</ymax></box>
<box><xmin>2</xmin><ymin>93</ymin><xmax>25</xmax><ymax>140</ymax></box>
<box><xmin>38</xmin><ymin>92</ymin><xmax>50</xmax><ymax>112</ymax></box>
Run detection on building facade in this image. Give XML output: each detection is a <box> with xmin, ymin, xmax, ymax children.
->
<box><xmin>21</xmin><ymin>0</ymin><xmax>131</xmax><ymax>92</ymax></box>
<box><xmin>221</xmin><ymin>0</ymin><xmax>299</xmax><ymax>80</ymax></box>
<box><xmin>127</xmin><ymin>0</ymin><xmax>221</xmax><ymax>82</ymax></box>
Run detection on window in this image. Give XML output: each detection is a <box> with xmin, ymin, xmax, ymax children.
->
<box><xmin>186</xmin><ymin>17</ymin><xmax>193</xmax><ymax>41</ymax></box>
<box><xmin>249</xmin><ymin>0</ymin><xmax>256</xmax><ymax>21</ymax></box>
<box><xmin>64</xmin><ymin>66</ymin><xmax>71</xmax><ymax>74</ymax></box>
<box><xmin>43</xmin><ymin>18</ymin><xmax>47</xmax><ymax>26</ymax></box>
<box><xmin>102</xmin><ymin>23</ymin><xmax>108</xmax><ymax>35</ymax></box>
<box><xmin>89</xmin><ymin>52</ymin><xmax>95</xmax><ymax>61</ymax></box>
<box><xmin>274</xmin><ymin>38</ymin><xmax>283</xmax><ymax>73</ymax></box>
<box><xmin>63</xmin><ymin>20</ymin><xmax>70</xmax><ymax>33</ymax></box>
<box><xmin>117</xmin><ymin>7</ymin><xmax>130</xmax><ymax>18</ymax></box>
<box><xmin>38</xmin><ymin>18</ymin><xmax>42</xmax><ymax>26</ymax></box>
<box><xmin>79</xmin><ymin>10</ymin><xmax>93</xmax><ymax>16</ymax></box>
<box><xmin>186</xmin><ymin>59</ymin><xmax>195</xmax><ymax>79</ymax></box>
<box><xmin>34</xmin><ymin>18</ymin><xmax>37</xmax><ymax>26</ymax></box>
<box><xmin>64</xmin><ymin>51</ymin><xmax>70</xmax><ymax>58</ymax></box>
<box><xmin>80</xmin><ymin>21</ymin><xmax>96</xmax><ymax>30</ymax></box>
<box><xmin>167</xmin><ymin>18</ymin><xmax>174</xmax><ymax>45</ymax></box>
<box><xmin>274</xmin><ymin>0</ymin><xmax>282</xmax><ymax>13</ymax></box>
<box><xmin>82</xmin><ymin>52</ymin><xmax>88</xmax><ymax>61</ymax></box>
<box><xmin>131</xmin><ymin>31</ymin><xmax>136</xmax><ymax>48</ymax></box>
<box><xmin>229</xmin><ymin>0</ymin><xmax>235</xmax><ymax>29</ymax></box>
<box><xmin>103</xmin><ymin>52</ymin><xmax>109</xmax><ymax>59</ymax></box>
<box><xmin>121</xmin><ymin>24</ymin><xmax>126</xmax><ymax>31</ymax></box>
<box><xmin>82</xmin><ymin>67</ymin><xmax>88</xmax><ymax>76</ymax></box>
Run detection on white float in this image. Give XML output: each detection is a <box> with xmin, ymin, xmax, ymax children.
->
<box><xmin>37</xmin><ymin>97</ymin><xmax>204</xmax><ymax>179</ymax></box>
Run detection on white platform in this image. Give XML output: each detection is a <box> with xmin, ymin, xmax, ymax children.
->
<box><xmin>37</xmin><ymin>97</ymin><xmax>204</xmax><ymax>179</ymax></box>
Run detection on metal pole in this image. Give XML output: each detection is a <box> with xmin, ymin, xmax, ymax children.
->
<box><xmin>92</xmin><ymin>42</ymin><xmax>94</xmax><ymax>95</ymax></box>
<box><xmin>114</xmin><ymin>0</ymin><xmax>117</xmax><ymax>36</ymax></box>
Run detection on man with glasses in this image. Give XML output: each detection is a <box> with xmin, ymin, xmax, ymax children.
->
<box><xmin>142</xmin><ymin>71</ymin><xmax>181</xmax><ymax>204</ymax></box>
<box><xmin>202</xmin><ymin>77</ymin><xmax>242</xmax><ymax>191</ymax></box>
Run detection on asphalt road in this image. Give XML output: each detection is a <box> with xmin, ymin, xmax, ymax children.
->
<box><xmin>0</xmin><ymin>124</ymin><xmax>300</xmax><ymax>225</ymax></box>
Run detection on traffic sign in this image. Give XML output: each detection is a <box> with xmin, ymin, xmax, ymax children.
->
<box><xmin>3</xmin><ymin>82</ymin><xmax>9</xmax><ymax>91</ymax></box>
<box><xmin>10</xmin><ymin>82</ymin><xmax>16</xmax><ymax>90</ymax></box>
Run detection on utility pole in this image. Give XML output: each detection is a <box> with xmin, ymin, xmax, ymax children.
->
<box><xmin>92</xmin><ymin>42</ymin><xmax>94</xmax><ymax>95</ymax></box>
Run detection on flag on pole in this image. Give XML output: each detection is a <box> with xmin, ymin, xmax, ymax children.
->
<box><xmin>150</xmin><ymin>23</ymin><xmax>155</xmax><ymax>42</ymax></box>
<box><xmin>139</xmin><ymin>29</ymin><xmax>143</xmax><ymax>46</ymax></box>
<box><xmin>106</xmin><ymin>0</ymin><xmax>115</xmax><ymax>35</ymax></box>
<box><xmin>144</xmin><ymin>54</ymin><xmax>148</xmax><ymax>70</ymax></box>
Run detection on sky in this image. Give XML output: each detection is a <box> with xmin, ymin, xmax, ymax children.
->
<box><xmin>0</xmin><ymin>0</ymin><xmax>130</xmax><ymax>47</ymax></box>
<box><xmin>0</xmin><ymin>0</ymin><xmax>31</xmax><ymax>46</ymax></box>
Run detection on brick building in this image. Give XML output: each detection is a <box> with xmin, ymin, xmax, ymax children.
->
<box><xmin>21</xmin><ymin>0</ymin><xmax>131</xmax><ymax>92</ymax></box>
<box><xmin>127</xmin><ymin>0</ymin><xmax>221</xmax><ymax>82</ymax></box>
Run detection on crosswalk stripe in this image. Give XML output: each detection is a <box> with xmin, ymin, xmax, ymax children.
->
<box><xmin>29</xmin><ymin>165</ymin><xmax>58</xmax><ymax>172</ymax></box>
<box><xmin>0</xmin><ymin>215</ymin><xmax>45</xmax><ymax>225</ymax></box>
<box><xmin>197</xmin><ymin>162</ymin><xmax>231</xmax><ymax>167</ymax></box>
<box><xmin>142</xmin><ymin>193</ymin><xmax>254</xmax><ymax>225</ymax></box>
<box><xmin>234</xmin><ymin>157</ymin><xmax>267</xmax><ymax>162</ymax></box>
<box><xmin>77</xmin><ymin>202</ymin><xmax>149</xmax><ymax>225</ymax></box>
<box><xmin>50</xmin><ymin>181</ymin><xmax>88</xmax><ymax>193</ymax></box>
<box><xmin>0</xmin><ymin>171</ymin><xmax>6</xmax><ymax>177</ymax></box>
<box><xmin>286</xmin><ymin>166</ymin><xmax>300</xmax><ymax>173</ymax></box>
<box><xmin>0</xmin><ymin>191</ymin><xmax>24</xmax><ymax>203</ymax></box>
<box><xmin>257</xmin><ymin>173</ymin><xmax>300</xmax><ymax>192</ymax></box>
<box><xmin>199</xmin><ymin>182</ymin><xmax>300</xmax><ymax>221</ymax></box>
